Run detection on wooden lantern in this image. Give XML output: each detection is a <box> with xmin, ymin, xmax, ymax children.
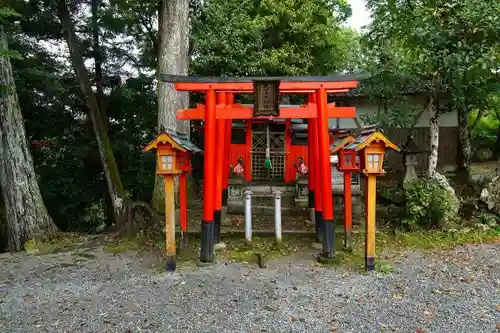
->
<box><xmin>143</xmin><ymin>130</ymin><xmax>202</xmax><ymax>271</ymax></box>
<box><xmin>144</xmin><ymin>131</ymin><xmax>200</xmax><ymax>175</ymax></box>
<box><xmin>157</xmin><ymin>146</ymin><xmax>180</xmax><ymax>175</ymax></box>
<box><xmin>346</xmin><ymin>130</ymin><xmax>399</xmax><ymax>175</ymax></box>
<box><xmin>346</xmin><ymin>128</ymin><xmax>400</xmax><ymax>271</ymax></box>
<box><xmin>329</xmin><ymin>131</ymin><xmax>357</xmax><ymax>172</ymax></box>
<box><xmin>338</xmin><ymin>149</ymin><xmax>358</xmax><ymax>172</ymax></box>
<box><xmin>362</xmin><ymin>146</ymin><xmax>385</xmax><ymax>175</ymax></box>
<box><xmin>178</xmin><ymin>151</ymin><xmax>193</xmax><ymax>173</ymax></box>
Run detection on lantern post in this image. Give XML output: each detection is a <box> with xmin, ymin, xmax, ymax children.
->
<box><xmin>333</xmin><ymin>132</ymin><xmax>357</xmax><ymax>252</ymax></box>
<box><xmin>178</xmin><ymin>151</ymin><xmax>195</xmax><ymax>248</ymax></box>
<box><xmin>179</xmin><ymin>171</ymin><xmax>188</xmax><ymax>246</ymax></box>
<box><xmin>347</xmin><ymin>128</ymin><xmax>400</xmax><ymax>271</ymax></box>
<box><xmin>143</xmin><ymin>131</ymin><xmax>202</xmax><ymax>271</ymax></box>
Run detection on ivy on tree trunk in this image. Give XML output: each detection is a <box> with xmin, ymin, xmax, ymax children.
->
<box><xmin>0</xmin><ymin>26</ymin><xmax>58</xmax><ymax>251</ymax></box>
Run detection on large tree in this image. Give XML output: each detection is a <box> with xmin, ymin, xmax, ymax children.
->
<box><xmin>0</xmin><ymin>9</ymin><xmax>58</xmax><ymax>251</ymax></box>
<box><xmin>151</xmin><ymin>0</ymin><xmax>190</xmax><ymax>213</ymax></box>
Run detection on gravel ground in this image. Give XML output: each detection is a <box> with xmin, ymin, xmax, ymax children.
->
<box><xmin>0</xmin><ymin>242</ymin><xmax>499</xmax><ymax>333</ymax></box>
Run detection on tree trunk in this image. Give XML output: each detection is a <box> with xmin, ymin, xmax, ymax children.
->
<box><xmin>152</xmin><ymin>0</ymin><xmax>190</xmax><ymax>213</ymax></box>
<box><xmin>57</xmin><ymin>0</ymin><xmax>126</xmax><ymax>221</ymax></box>
<box><xmin>91</xmin><ymin>0</ymin><xmax>114</xmax><ymax>227</ymax></box>
<box><xmin>457</xmin><ymin>106</ymin><xmax>472</xmax><ymax>171</ymax></box>
<box><xmin>0</xmin><ymin>27</ymin><xmax>58</xmax><ymax>251</ymax></box>
<box><xmin>495</xmin><ymin>122</ymin><xmax>500</xmax><ymax>176</ymax></box>
<box><xmin>428</xmin><ymin>96</ymin><xmax>440</xmax><ymax>176</ymax></box>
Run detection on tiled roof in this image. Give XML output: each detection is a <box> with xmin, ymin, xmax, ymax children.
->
<box><xmin>163</xmin><ymin>128</ymin><xmax>203</xmax><ymax>153</ymax></box>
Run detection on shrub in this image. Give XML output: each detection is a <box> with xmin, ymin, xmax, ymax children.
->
<box><xmin>402</xmin><ymin>176</ymin><xmax>459</xmax><ymax>230</ymax></box>
<box><xmin>81</xmin><ymin>200</ymin><xmax>106</xmax><ymax>233</ymax></box>
<box><xmin>469</xmin><ymin>110</ymin><xmax>500</xmax><ymax>153</ymax></box>
<box><xmin>478</xmin><ymin>213</ymin><xmax>499</xmax><ymax>228</ymax></box>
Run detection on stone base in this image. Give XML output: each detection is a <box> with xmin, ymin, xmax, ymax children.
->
<box><xmin>317</xmin><ymin>255</ymin><xmax>338</xmax><ymax>265</ymax></box>
<box><xmin>311</xmin><ymin>242</ymin><xmax>323</xmax><ymax>250</ymax></box>
<box><xmin>294</xmin><ymin>198</ymin><xmax>308</xmax><ymax>209</ymax></box>
<box><xmin>196</xmin><ymin>260</ymin><xmax>217</xmax><ymax>268</ymax></box>
<box><xmin>226</xmin><ymin>182</ymin><xmax>364</xmax><ymax>220</ymax></box>
<box><xmin>214</xmin><ymin>242</ymin><xmax>227</xmax><ymax>251</ymax></box>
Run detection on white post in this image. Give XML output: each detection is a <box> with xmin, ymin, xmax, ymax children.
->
<box><xmin>274</xmin><ymin>189</ymin><xmax>282</xmax><ymax>244</ymax></box>
<box><xmin>244</xmin><ymin>188</ymin><xmax>252</xmax><ymax>245</ymax></box>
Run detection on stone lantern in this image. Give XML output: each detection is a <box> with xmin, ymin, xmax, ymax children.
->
<box><xmin>401</xmin><ymin>135</ymin><xmax>425</xmax><ymax>185</ymax></box>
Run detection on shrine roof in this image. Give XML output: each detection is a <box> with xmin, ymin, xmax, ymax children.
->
<box><xmin>143</xmin><ymin>129</ymin><xmax>202</xmax><ymax>153</ymax></box>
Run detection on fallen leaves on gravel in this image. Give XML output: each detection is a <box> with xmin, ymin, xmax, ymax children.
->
<box><xmin>392</xmin><ymin>292</ymin><xmax>404</xmax><ymax>300</ymax></box>
<box><xmin>460</xmin><ymin>276</ymin><xmax>475</xmax><ymax>283</ymax></box>
<box><xmin>416</xmin><ymin>328</ymin><xmax>424</xmax><ymax>333</ymax></box>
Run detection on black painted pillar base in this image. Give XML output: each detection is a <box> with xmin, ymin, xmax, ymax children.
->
<box><xmin>199</xmin><ymin>221</ymin><xmax>215</xmax><ymax>263</ymax></box>
<box><xmin>165</xmin><ymin>255</ymin><xmax>176</xmax><ymax>272</ymax></box>
<box><xmin>321</xmin><ymin>219</ymin><xmax>335</xmax><ymax>259</ymax></box>
<box><xmin>308</xmin><ymin>191</ymin><xmax>314</xmax><ymax>209</ymax></box>
<box><xmin>222</xmin><ymin>189</ymin><xmax>228</xmax><ymax>206</ymax></box>
<box><xmin>214</xmin><ymin>210</ymin><xmax>221</xmax><ymax>244</ymax></box>
<box><xmin>365</xmin><ymin>256</ymin><xmax>375</xmax><ymax>272</ymax></box>
<box><xmin>314</xmin><ymin>211</ymin><xmax>324</xmax><ymax>243</ymax></box>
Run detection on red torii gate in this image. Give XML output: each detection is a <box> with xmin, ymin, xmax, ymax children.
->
<box><xmin>161</xmin><ymin>74</ymin><xmax>361</xmax><ymax>264</ymax></box>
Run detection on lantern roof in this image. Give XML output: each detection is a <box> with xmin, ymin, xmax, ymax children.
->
<box><xmin>143</xmin><ymin>128</ymin><xmax>203</xmax><ymax>153</ymax></box>
<box><xmin>346</xmin><ymin>126</ymin><xmax>400</xmax><ymax>152</ymax></box>
<box><xmin>330</xmin><ymin>132</ymin><xmax>356</xmax><ymax>154</ymax></box>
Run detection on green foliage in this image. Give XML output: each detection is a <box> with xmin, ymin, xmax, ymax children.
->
<box><xmin>469</xmin><ymin>109</ymin><xmax>500</xmax><ymax>150</ymax></box>
<box><xmin>81</xmin><ymin>200</ymin><xmax>105</xmax><ymax>232</ymax></box>
<box><xmin>359</xmin><ymin>100</ymin><xmax>424</xmax><ymax>128</ymax></box>
<box><xmin>469</xmin><ymin>95</ymin><xmax>500</xmax><ymax>154</ymax></box>
<box><xmin>0</xmin><ymin>4</ymin><xmax>22</xmax><ymax>74</ymax></box>
<box><xmin>403</xmin><ymin>177</ymin><xmax>459</xmax><ymax>230</ymax></box>
<box><xmin>364</xmin><ymin>0</ymin><xmax>500</xmax><ymax>132</ymax></box>
<box><xmin>478</xmin><ymin>213</ymin><xmax>499</xmax><ymax>228</ymax></box>
<box><xmin>190</xmin><ymin>0</ymin><xmax>354</xmax><ymax>76</ymax></box>
<box><xmin>0</xmin><ymin>6</ymin><xmax>20</xmax><ymax>26</ymax></box>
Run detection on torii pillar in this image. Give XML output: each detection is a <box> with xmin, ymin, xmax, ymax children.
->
<box><xmin>200</xmin><ymin>90</ymin><xmax>217</xmax><ymax>264</ymax></box>
<box><xmin>214</xmin><ymin>92</ymin><xmax>227</xmax><ymax>249</ymax></box>
<box><xmin>316</xmin><ymin>88</ymin><xmax>335</xmax><ymax>261</ymax></box>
